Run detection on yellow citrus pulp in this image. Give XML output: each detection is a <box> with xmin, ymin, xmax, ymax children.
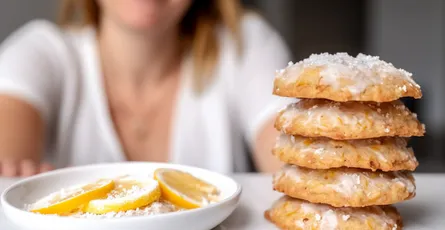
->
<box><xmin>30</xmin><ymin>179</ymin><xmax>115</xmax><ymax>215</ymax></box>
<box><xmin>84</xmin><ymin>177</ymin><xmax>161</xmax><ymax>214</ymax></box>
<box><xmin>154</xmin><ymin>168</ymin><xmax>220</xmax><ymax>209</ymax></box>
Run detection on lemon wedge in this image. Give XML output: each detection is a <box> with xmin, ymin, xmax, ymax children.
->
<box><xmin>84</xmin><ymin>177</ymin><xmax>161</xmax><ymax>214</ymax></box>
<box><xmin>30</xmin><ymin>179</ymin><xmax>115</xmax><ymax>215</ymax></box>
<box><xmin>154</xmin><ymin>168</ymin><xmax>220</xmax><ymax>209</ymax></box>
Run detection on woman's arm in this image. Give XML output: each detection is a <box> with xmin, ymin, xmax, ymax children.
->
<box><xmin>0</xmin><ymin>21</ymin><xmax>62</xmax><ymax>176</ymax></box>
<box><xmin>234</xmin><ymin>14</ymin><xmax>294</xmax><ymax>173</ymax></box>
<box><xmin>253</xmin><ymin>118</ymin><xmax>284</xmax><ymax>172</ymax></box>
<box><xmin>0</xmin><ymin>96</ymin><xmax>49</xmax><ymax>176</ymax></box>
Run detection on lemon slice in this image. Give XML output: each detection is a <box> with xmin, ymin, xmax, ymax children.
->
<box><xmin>30</xmin><ymin>179</ymin><xmax>115</xmax><ymax>215</ymax></box>
<box><xmin>154</xmin><ymin>168</ymin><xmax>220</xmax><ymax>209</ymax></box>
<box><xmin>84</xmin><ymin>177</ymin><xmax>161</xmax><ymax>214</ymax></box>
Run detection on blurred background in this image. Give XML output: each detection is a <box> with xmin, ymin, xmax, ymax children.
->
<box><xmin>0</xmin><ymin>0</ymin><xmax>443</xmax><ymax>172</ymax></box>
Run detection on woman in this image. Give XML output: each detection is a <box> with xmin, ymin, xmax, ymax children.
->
<box><xmin>0</xmin><ymin>0</ymin><xmax>292</xmax><ymax>176</ymax></box>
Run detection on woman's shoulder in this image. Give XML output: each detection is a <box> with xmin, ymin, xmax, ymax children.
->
<box><xmin>215</xmin><ymin>11</ymin><xmax>292</xmax><ymax>89</ymax></box>
<box><xmin>0</xmin><ymin>20</ymin><xmax>90</xmax><ymax>123</ymax></box>
<box><xmin>219</xmin><ymin>12</ymin><xmax>289</xmax><ymax>58</ymax></box>
<box><xmin>219</xmin><ymin>12</ymin><xmax>282</xmax><ymax>48</ymax></box>
<box><xmin>2</xmin><ymin>20</ymin><xmax>65</xmax><ymax>47</ymax></box>
<box><xmin>1</xmin><ymin>19</ymin><xmax>90</xmax><ymax>58</ymax></box>
<box><xmin>217</xmin><ymin>11</ymin><xmax>290</xmax><ymax>67</ymax></box>
<box><xmin>240</xmin><ymin>12</ymin><xmax>280</xmax><ymax>40</ymax></box>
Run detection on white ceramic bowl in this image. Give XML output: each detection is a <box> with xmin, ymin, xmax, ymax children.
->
<box><xmin>1</xmin><ymin>162</ymin><xmax>242</xmax><ymax>230</ymax></box>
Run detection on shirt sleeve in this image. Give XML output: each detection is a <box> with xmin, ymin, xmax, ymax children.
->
<box><xmin>0</xmin><ymin>20</ymin><xmax>63</xmax><ymax>123</ymax></box>
<box><xmin>234</xmin><ymin>14</ymin><xmax>296</xmax><ymax>146</ymax></box>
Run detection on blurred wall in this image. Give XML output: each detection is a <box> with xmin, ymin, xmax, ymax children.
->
<box><xmin>244</xmin><ymin>0</ymin><xmax>365</xmax><ymax>60</ymax></box>
<box><xmin>367</xmin><ymin>0</ymin><xmax>444</xmax><ymax>130</ymax></box>
<box><xmin>366</xmin><ymin>0</ymin><xmax>445</xmax><ymax>171</ymax></box>
<box><xmin>0</xmin><ymin>0</ymin><xmax>57</xmax><ymax>42</ymax></box>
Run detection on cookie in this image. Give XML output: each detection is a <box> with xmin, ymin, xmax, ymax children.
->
<box><xmin>273</xmin><ymin>165</ymin><xmax>415</xmax><ymax>207</ymax></box>
<box><xmin>265</xmin><ymin>196</ymin><xmax>402</xmax><ymax>230</ymax></box>
<box><xmin>275</xmin><ymin>99</ymin><xmax>425</xmax><ymax>140</ymax></box>
<box><xmin>273</xmin><ymin>135</ymin><xmax>418</xmax><ymax>171</ymax></box>
<box><xmin>273</xmin><ymin>53</ymin><xmax>421</xmax><ymax>102</ymax></box>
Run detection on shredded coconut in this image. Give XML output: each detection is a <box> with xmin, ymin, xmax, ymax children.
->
<box><xmin>26</xmin><ymin>183</ymin><xmax>96</xmax><ymax>210</ymax></box>
<box><xmin>107</xmin><ymin>185</ymin><xmax>141</xmax><ymax>200</ymax></box>
<box><xmin>70</xmin><ymin>201</ymin><xmax>180</xmax><ymax>219</ymax></box>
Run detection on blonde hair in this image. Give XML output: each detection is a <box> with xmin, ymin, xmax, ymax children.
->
<box><xmin>58</xmin><ymin>0</ymin><xmax>243</xmax><ymax>92</ymax></box>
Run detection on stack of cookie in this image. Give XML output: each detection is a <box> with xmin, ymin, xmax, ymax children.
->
<box><xmin>265</xmin><ymin>53</ymin><xmax>425</xmax><ymax>230</ymax></box>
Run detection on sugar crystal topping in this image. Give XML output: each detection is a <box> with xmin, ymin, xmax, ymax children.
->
<box><xmin>293</xmin><ymin>53</ymin><xmax>410</xmax><ymax>74</ymax></box>
<box><xmin>276</xmin><ymin>53</ymin><xmax>420</xmax><ymax>96</ymax></box>
<box><xmin>281</xmin><ymin>53</ymin><xmax>413</xmax><ymax>79</ymax></box>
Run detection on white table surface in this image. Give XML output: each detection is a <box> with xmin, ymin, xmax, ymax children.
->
<box><xmin>1</xmin><ymin>173</ymin><xmax>444</xmax><ymax>229</ymax></box>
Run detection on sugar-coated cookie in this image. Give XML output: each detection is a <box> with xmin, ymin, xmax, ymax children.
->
<box><xmin>273</xmin><ymin>53</ymin><xmax>421</xmax><ymax>102</ymax></box>
<box><xmin>273</xmin><ymin>165</ymin><xmax>415</xmax><ymax>207</ymax></box>
<box><xmin>265</xmin><ymin>196</ymin><xmax>402</xmax><ymax>230</ymax></box>
<box><xmin>275</xmin><ymin>99</ymin><xmax>425</xmax><ymax>140</ymax></box>
<box><xmin>273</xmin><ymin>135</ymin><xmax>418</xmax><ymax>171</ymax></box>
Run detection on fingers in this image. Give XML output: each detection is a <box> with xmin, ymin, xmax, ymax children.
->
<box><xmin>20</xmin><ymin>159</ymin><xmax>38</xmax><ymax>177</ymax></box>
<box><xmin>39</xmin><ymin>162</ymin><xmax>54</xmax><ymax>173</ymax></box>
<box><xmin>1</xmin><ymin>159</ymin><xmax>19</xmax><ymax>177</ymax></box>
<box><xmin>0</xmin><ymin>160</ymin><xmax>55</xmax><ymax>177</ymax></box>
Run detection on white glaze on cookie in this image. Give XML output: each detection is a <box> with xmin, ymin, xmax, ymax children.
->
<box><xmin>273</xmin><ymin>164</ymin><xmax>301</xmax><ymax>183</ymax></box>
<box><xmin>279</xmin><ymin>100</ymin><xmax>409</xmax><ymax>131</ymax></box>
<box><xmin>276</xmin><ymin>99</ymin><xmax>425</xmax><ymax>139</ymax></box>
<box><xmin>275</xmin><ymin>165</ymin><xmax>415</xmax><ymax>199</ymax></box>
<box><xmin>276</xmin><ymin>197</ymin><xmax>399</xmax><ymax>229</ymax></box>
<box><xmin>275</xmin><ymin>135</ymin><xmax>417</xmax><ymax>166</ymax></box>
<box><xmin>330</xmin><ymin>170</ymin><xmax>415</xmax><ymax>196</ymax></box>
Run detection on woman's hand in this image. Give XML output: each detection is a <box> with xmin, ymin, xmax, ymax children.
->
<box><xmin>0</xmin><ymin>159</ymin><xmax>54</xmax><ymax>177</ymax></box>
<box><xmin>253</xmin><ymin>118</ymin><xmax>285</xmax><ymax>173</ymax></box>
<box><xmin>0</xmin><ymin>96</ymin><xmax>49</xmax><ymax>177</ymax></box>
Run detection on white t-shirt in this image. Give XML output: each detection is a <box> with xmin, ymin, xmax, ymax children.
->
<box><xmin>0</xmin><ymin>14</ymin><xmax>293</xmax><ymax>174</ymax></box>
